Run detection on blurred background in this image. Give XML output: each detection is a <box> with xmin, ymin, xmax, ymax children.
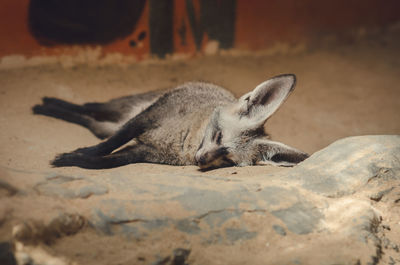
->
<box><xmin>0</xmin><ymin>0</ymin><xmax>400</xmax><ymax>59</ymax></box>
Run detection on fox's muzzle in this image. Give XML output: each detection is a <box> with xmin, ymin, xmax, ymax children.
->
<box><xmin>195</xmin><ymin>147</ymin><xmax>233</xmax><ymax>169</ymax></box>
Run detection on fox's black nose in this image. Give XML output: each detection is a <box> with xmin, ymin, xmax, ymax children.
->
<box><xmin>195</xmin><ymin>150</ymin><xmax>210</xmax><ymax>167</ymax></box>
<box><xmin>195</xmin><ymin>154</ymin><xmax>207</xmax><ymax>166</ymax></box>
<box><xmin>198</xmin><ymin>157</ymin><xmax>207</xmax><ymax>166</ymax></box>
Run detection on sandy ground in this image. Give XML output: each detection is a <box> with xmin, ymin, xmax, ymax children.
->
<box><xmin>0</xmin><ymin>30</ymin><xmax>399</xmax><ymax>264</ymax></box>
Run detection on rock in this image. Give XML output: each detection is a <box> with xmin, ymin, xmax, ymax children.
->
<box><xmin>34</xmin><ymin>174</ymin><xmax>108</xmax><ymax>199</ymax></box>
<box><xmin>0</xmin><ymin>180</ymin><xmax>18</xmax><ymax>197</ymax></box>
<box><xmin>171</xmin><ymin>248</ymin><xmax>191</xmax><ymax>265</ymax></box>
<box><xmin>152</xmin><ymin>248</ymin><xmax>191</xmax><ymax>265</ymax></box>
<box><xmin>87</xmin><ymin>184</ymin><xmax>324</xmax><ymax>238</ymax></box>
<box><xmin>286</xmin><ymin>135</ymin><xmax>400</xmax><ymax>197</ymax></box>
<box><xmin>370</xmin><ymin>187</ymin><xmax>394</xmax><ymax>201</ymax></box>
<box><xmin>272</xmin><ymin>225</ymin><xmax>286</xmax><ymax>236</ymax></box>
<box><xmin>14</xmin><ymin>241</ymin><xmax>77</xmax><ymax>265</ymax></box>
<box><xmin>7</xmin><ymin>135</ymin><xmax>400</xmax><ymax>264</ymax></box>
<box><xmin>271</xmin><ymin>202</ymin><xmax>323</xmax><ymax>235</ymax></box>
<box><xmin>13</xmin><ymin>213</ymin><xmax>85</xmax><ymax>244</ymax></box>
<box><xmin>0</xmin><ymin>242</ymin><xmax>17</xmax><ymax>265</ymax></box>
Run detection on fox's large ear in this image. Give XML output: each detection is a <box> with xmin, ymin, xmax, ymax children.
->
<box><xmin>237</xmin><ymin>74</ymin><xmax>296</xmax><ymax>127</ymax></box>
<box><xmin>253</xmin><ymin>138</ymin><xmax>308</xmax><ymax>167</ymax></box>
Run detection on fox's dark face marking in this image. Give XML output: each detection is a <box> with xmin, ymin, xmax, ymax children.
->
<box><xmin>195</xmin><ymin>109</ymin><xmax>232</xmax><ymax>169</ymax></box>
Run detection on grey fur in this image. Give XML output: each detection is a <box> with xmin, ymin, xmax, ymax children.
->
<box><xmin>33</xmin><ymin>74</ymin><xmax>308</xmax><ymax>170</ymax></box>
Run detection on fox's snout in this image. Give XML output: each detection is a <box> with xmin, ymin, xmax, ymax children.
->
<box><xmin>195</xmin><ymin>147</ymin><xmax>232</xmax><ymax>169</ymax></box>
<box><xmin>194</xmin><ymin>153</ymin><xmax>207</xmax><ymax>167</ymax></box>
<box><xmin>194</xmin><ymin>150</ymin><xmax>213</xmax><ymax>168</ymax></box>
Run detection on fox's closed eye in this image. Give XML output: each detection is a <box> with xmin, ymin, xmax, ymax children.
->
<box><xmin>216</xmin><ymin>131</ymin><xmax>223</xmax><ymax>144</ymax></box>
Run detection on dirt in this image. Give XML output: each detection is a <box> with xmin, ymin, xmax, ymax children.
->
<box><xmin>0</xmin><ymin>30</ymin><xmax>399</xmax><ymax>265</ymax></box>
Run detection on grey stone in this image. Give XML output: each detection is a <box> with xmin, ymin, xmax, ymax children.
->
<box><xmin>370</xmin><ymin>187</ymin><xmax>394</xmax><ymax>201</ymax></box>
<box><xmin>271</xmin><ymin>202</ymin><xmax>323</xmax><ymax>234</ymax></box>
<box><xmin>272</xmin><ymin>225</ymin><xmax>287</xmax><ymax>236</ymax></box>
<box><xmin>151</xmin><ymin>248</ymin><xmax>191</xmax><ymax>265</ymax></box>
<box><xmin>34</xmin><ymin>174</ymin><xmax>108</xmax><ymax>199</ymax></box>
<box><xmin>172</xmin><ymin>248</ymin><xmax>191</xmax><ymax>265</ymax></box>
<box><xmin>224</xmin><ymin>228</ymin><xmax>257</xmax><ymax>243</ymax></box>
<box><xmin>13</xmin><ymin>213</ymin><xmax>85</xmax><ymax>244</ymax></box>
<box><xmin>20</xmin><ymin>135</ymin><xmax>400</xmax><ymax>264</ymax></box>
<box><xmin>199</xmin><ymin>210</ymin><xmax>243</xmax><ymax>229</ymax></box>
<box><xmin>256</xmin><ymin>186</ymin><xmax>301</xmax><ymax>207</ymax></box>
<box><xmin>0</xmin><ymin>242</ymin><xmax>17</xmax><ymax>265</ymax></box>
<box><xmin>0</xmin><ymin>180</ymin><xmax>18</xmax><ymax>197</ymax></box>
<box><xmin>286</xmin><ymin>135</ymin><xmax>400</xmax><ymax>197</ymax></box>
<box><xmin>72</xmin><ymin>137</ymin><xmax>398</xmax><ymax>243</ymax></box>
<box><xmin>142</xmin><ymin>219</ymin><xmax>170</xmax><ymax>230</ymax></box>
<box><xmin>175</xmin><ymin>219</ymin><xmax>201</xmax><ymax>235</ymax></box>
<box><xmin>173</xmin><ymin>188</ymin><xmax>241</xmax><ymax>214</ymax></box>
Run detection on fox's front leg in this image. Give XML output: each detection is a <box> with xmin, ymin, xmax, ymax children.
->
<box><xmin>73</xmin><ymin>112</ymin><xmax>157</xmax><ymax>156</ymax></box>
<box><xmin>52</xmin><ymin>144</ymin><xmax>160</xmax><ymax>169</ymax></box>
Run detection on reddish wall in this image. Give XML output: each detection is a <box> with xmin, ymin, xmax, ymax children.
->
<box><xmin>235</xmin><ymin>0</ymin><xmax>400</xmax><ymax>49</ymax></box>
<box><xmin>0</xmin><ymin>0</ymin><xmax>399</xmax><ymax>60</ymax></box>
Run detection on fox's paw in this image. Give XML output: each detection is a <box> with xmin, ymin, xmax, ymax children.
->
<box><xmin>73</xmin><ymin>146</ymin><xmax>101</xmax><ymax>156</ymax></box>
<box><xmin>51</xmin><ymin>152</ymin><xmax>84</xmax><ymax>168</ymax></box>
